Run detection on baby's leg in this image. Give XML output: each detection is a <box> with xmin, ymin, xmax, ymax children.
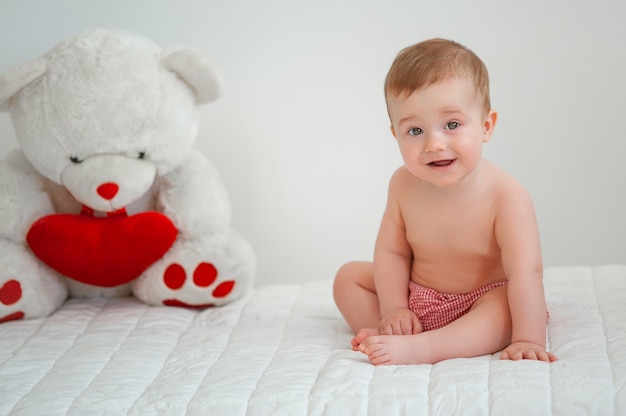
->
<box><xmin>358</xmin><ymin>285</ymin><xmax>511</xmax><ymax>365</ymax></box>
<box><xmin>333</xmin><ymin>261</ymin><xmax>380</xmax><ymax>333</ymax></box>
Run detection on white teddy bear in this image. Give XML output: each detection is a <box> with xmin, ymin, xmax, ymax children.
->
<box><xmin>0</xmin><ymin>29</ymin><xmax>255</xmax><ymax>322</ymax></box>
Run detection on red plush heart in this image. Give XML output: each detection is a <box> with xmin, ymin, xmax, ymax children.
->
<box><xmin>27</xmin><ymin>212</ymin><xmax>178</xmax><ymax>287</ymax></box>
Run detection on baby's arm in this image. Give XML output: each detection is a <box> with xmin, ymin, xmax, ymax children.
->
<box><xmin>495</xmin><ymin>183</ymin><xmax>557</xmax><ymax>362</ymax></box>
<box><xmin>373</xmin><ymin>170</ymin><xmax>422</xmax><ymax>335</ymax></box>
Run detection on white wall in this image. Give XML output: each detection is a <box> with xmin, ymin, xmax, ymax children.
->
<box><xmin>1</xmin><ymin>0</ymin><xmax>625</xmax><ymax>286</ymax></box>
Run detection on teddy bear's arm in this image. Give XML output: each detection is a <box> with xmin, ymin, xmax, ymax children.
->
<box><xmin>0</xmin><ymin>150</ymin><xmax>56</xmax><ymax>243</ymax></box>
<box><xmin>156</xmin><ymin>149</ymin><xmax>231</xmax><ymax>238</ymax></box>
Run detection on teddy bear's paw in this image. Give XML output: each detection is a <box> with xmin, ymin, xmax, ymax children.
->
<box><xmin>162</xmin><ymin>262</ymin><xmax>235</xmax><ymax>306</ymax></box>
<box><xmin>0</xmin><ymin>240</ymin><xmax>68</xmax><ymax>323</ymax></box>
<box><xmin>0</xmin><ymin>273</ymin><xmax>68</xmax><ymax>322</ymax></box>
<box><xmin>132</xmin><ymin>230</ymin><xmax>255</xmax><ymax>308</ymax></box>
<box><xmin>0</xmin><ymin>279</ymin><xmax>24</xmax><ymax>323</ymax></box>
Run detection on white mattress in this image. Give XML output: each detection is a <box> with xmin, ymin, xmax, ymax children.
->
<box><xmin>1</xmin><ymin>265</ymin><xmax>624</xmax><ymax>415</ymax></box>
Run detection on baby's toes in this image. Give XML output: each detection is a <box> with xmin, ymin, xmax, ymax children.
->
<box><xmin>355</xmin><ymin>328</ymin><xmax>379</xmax><ymax>344</ymax></box>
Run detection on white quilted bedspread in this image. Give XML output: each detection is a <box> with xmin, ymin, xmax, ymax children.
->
<box><xmin>1</xmin><ymin>265</ymin><xmax>625</xmax><ymax>415</ymax></box>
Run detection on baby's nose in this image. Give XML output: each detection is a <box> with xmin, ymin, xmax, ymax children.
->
<box><xmin>424</xmin><ymin>134</ymin><xmax>447</xmax><ymax>152</ymax></box>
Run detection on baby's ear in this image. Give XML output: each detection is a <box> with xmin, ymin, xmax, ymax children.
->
<box><xmin>390</xmin><ymin>125</ymin><xmax>397</xmax><ymax>138</ymax></box>
<box><xmin>0</xmin><ymin>57</ymin><xmax>47</xmax><ymax>111</ymax></box>
<box><xmin>160</xmin><ymin>46</ymin><xmax>223</xmax><ymax>104</ymax></box>
<box><xmin>483</xmin><ymin>110</ymin><xmax>498</xmax><ymax>143</ymax></box>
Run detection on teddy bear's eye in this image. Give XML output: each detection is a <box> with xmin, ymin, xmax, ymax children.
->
<box><xmin>138</xmin><ymin>151</ymin><xmax>146</xmax><ymax>159</ymax></box>
<box><xmin>69</xmin><ymin>156</ymin><xmax>83</xmax><ymax>164</ymax></box>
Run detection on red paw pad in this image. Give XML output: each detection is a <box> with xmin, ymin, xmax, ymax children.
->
<box><xmin>164</xmin><ymin>263</ymin><xmax>186</xmax><ymax>290</ymax></box>
<box><xmin>0</xmin><ymin>311</ymin><xmax>25</xmax><ymax>323</ymax></box>
<box><xmin>193</xmin><ymin>262</ymin><xmax>218</xmax><ymax>287</ymax></box>
<box><xmin>1</xmin><ymin>280</ymin><xmax>22</xmax><ymax>306</ymax></box>
<box><xmin>212</xmin><ymin>281</ymin><xmax>235</xmax><ymax>298</ymax></box>
<box><xmin>162</xmin><ymin>299</ymin><xmax>215</xmax><ymax>309</ymax></box>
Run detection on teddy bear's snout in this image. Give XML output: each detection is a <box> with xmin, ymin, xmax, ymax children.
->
<box><xmin>60</xmin><ymin>154</ymin><xmax>157</xmax><ymax>212</ymax></box>
<box><xmin>97</xmin><ymin>183</ymin><xmax>119</xmax><ymax>200</ymax></box>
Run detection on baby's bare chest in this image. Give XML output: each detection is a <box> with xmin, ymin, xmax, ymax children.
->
<box><xmin>402</xmin><ymin>198</ymin><xmax>499</xmax><ymax>257</ymax></box>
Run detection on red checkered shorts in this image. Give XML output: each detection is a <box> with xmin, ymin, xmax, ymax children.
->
<box><xmin>408</xmin><ymin>280</ymin><xmax>508</xmax><ymax>331</ymax></box>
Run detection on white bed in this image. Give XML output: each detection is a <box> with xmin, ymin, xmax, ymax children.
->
<box><xmin>1</xmin><ymin>265</ymin><xmax>624</xmax><ymax>415</ymax></box>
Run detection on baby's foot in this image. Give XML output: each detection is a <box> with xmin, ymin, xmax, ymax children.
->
<box><xmin>351</xmin><ymin>328</ymin><xmax>379</xmax><ymax>351</ymax></box>
<box><xmin>358</xmin><ymin>334</ymin><xmax>429</xmax><ymax>365</ymax></box>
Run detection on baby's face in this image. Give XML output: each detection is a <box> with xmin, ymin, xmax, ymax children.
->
<box><xmin>387</xmin><ymin>77</ymin><xmax>495</xmax><ymax>189</ymax></box>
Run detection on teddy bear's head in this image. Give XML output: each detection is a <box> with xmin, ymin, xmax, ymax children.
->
<box><xmin>0</xmin><ymin>29</ymin><xmax>223</xmax><ymax>212</ymax></box>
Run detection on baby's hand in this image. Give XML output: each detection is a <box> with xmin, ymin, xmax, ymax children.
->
<box><xmin>379</xmin><ymin>307</ymin><xmax>422</xmax><ymax>335</ymax></box>
<box><xmin>501</xmin><ymin>341</ymin><xmax>558</xmax><ymax>362</ymax></box>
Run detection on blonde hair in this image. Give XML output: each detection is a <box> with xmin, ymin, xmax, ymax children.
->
<box><xmin>384</xmin><ymin>38</ymin><xmax>491</xmax><ymax>115</ymax></box>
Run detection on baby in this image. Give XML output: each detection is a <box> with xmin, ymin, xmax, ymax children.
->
<box><xmin>333</xmin><ymin>38</ymin><xmax>558</xmax><ymax>365</ymax></box>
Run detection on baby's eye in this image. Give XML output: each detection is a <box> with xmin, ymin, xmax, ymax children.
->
<box><xmin>69</xmin><ymin>156</ymin><xmax>83</xmax><ymax>164</ymax></box>
<box><xmin>445</xmin><ymin>121</ymin><xmax>459</xmax><ymax>130</ymax></box>
<box><xmin>408</xmin><ymin>127</ymin><xmax>423</xmax><ymax>136</ymax></box>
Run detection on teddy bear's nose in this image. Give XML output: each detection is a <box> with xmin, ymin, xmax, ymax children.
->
<box><xmin>97</xmin><ymin>182</ymin><xmax>119</xmax><ymax>200</ymax></box>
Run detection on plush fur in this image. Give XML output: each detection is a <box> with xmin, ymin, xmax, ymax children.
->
<box><xmin>0</xmin><ymin>29</ymin><xmax>255</xmax><ymax>322</ymax></box>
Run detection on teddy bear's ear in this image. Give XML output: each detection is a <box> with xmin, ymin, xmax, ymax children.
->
<box><xmin>0</xmin><ymin>57</ymin><xmax>47</xmax><ymax>111</ymax></box>
<box><xmin>160</xmin><ymin>46</ymin><xmax>224</xmax><ymax>105</ymax></box>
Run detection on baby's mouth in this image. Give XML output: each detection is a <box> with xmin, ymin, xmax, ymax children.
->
<box><xmin>428</xmin><ymin>159</ymin><xmax>455</xmax><ymax>167</ymax></box>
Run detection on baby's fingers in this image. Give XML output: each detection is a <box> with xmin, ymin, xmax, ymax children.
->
<box><xmin>399</xmin><ymin>320</ymin><xmax>413</xmax><ymax>335</ymax></box>
<box><xmin>525</xmin><ymin>350</ymin><xmax>558</xmax><ymax>362</ymax></box>
<box><xmin>379</xmin><ymin>323</ymin><xmax>393</xmax><ymax>336</ymax></box>
<box><xmin>537</xmin><ymin>351</ymin><xmax>559</xmax><ymax>362</ymax></box>
<box><xmin>388</xmin><ymin>321</ymin><xmax>405</xmax><ymax>335</ymax></box>
<box><xmin>501</xmin><ymin>347</ymin><xmax>558</xmax><ymax>362</ymax></box>
<box><xmin>501</xmin><ymin>349</ymin><xmax>523</xmax><ymax>360</ymax></box>
<box><xmin>411</xmin><ymin>316</ymin><xmax>423</xmax><ymax>334</ymax></box>
<box><xmin>379</xmin><ymin>320</ymin><xmax>407</xmax><ymax>335</ymax></box>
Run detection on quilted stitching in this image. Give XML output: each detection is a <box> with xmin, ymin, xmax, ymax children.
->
<box><xmin>0</xmin><ymin>266</ymin><xmax>624</xmax><ymax>415</ymax></box>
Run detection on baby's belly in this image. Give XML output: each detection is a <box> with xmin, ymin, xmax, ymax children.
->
<box><xmin>411</xmin><ymin>259</ymin><xmax>506</xmax><ymax>294</ymax></box>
